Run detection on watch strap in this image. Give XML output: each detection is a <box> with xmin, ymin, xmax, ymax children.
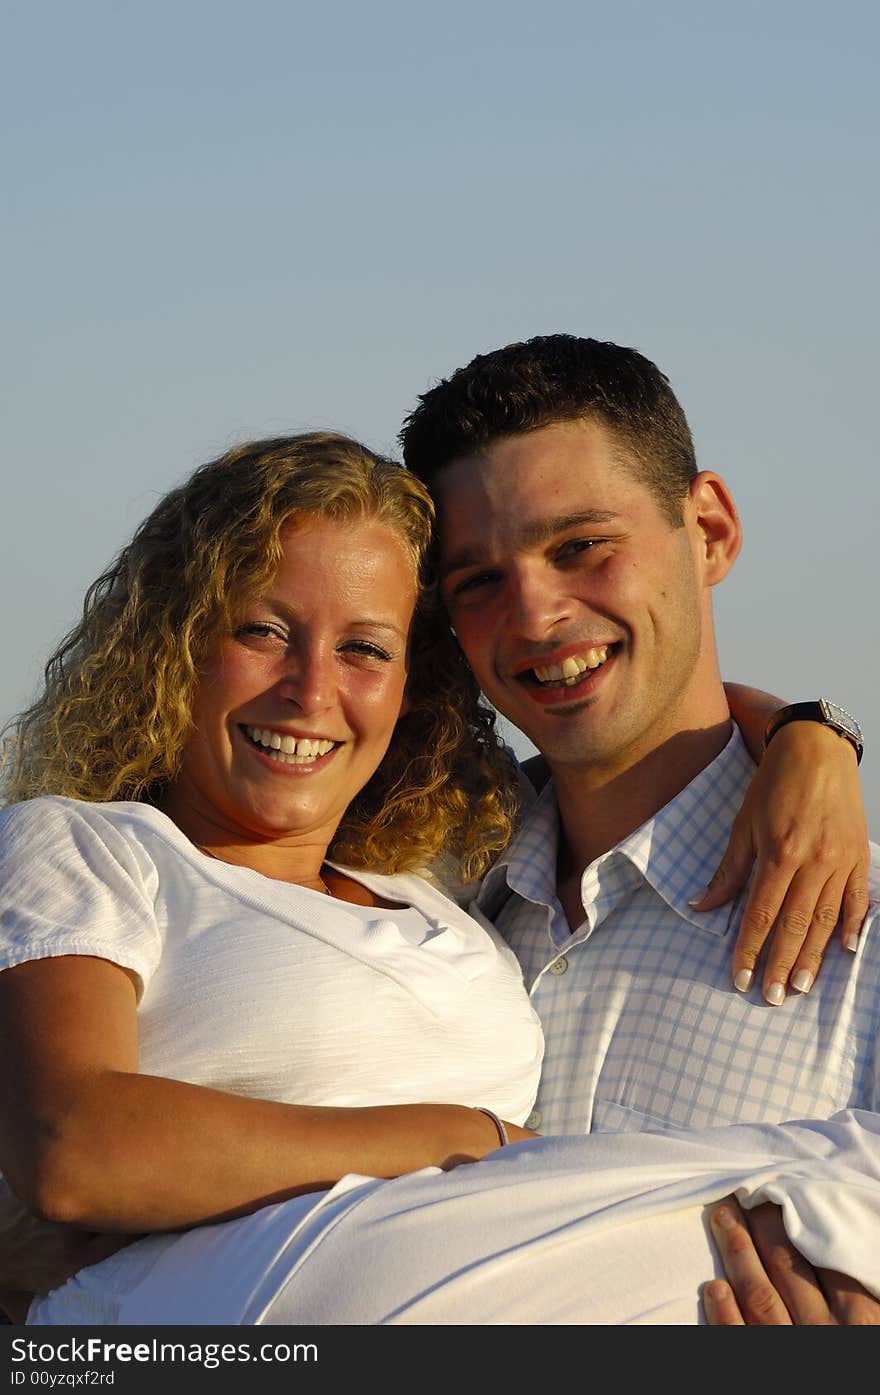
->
<box><xmin>763</xmin><ymin>700</ymin><xmax>864</xmax><ymax>765</ymax></box>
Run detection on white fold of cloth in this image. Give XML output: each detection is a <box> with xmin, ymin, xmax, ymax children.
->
<box><xmin>30</xmin><ymin>1109</ymin><xmax>880</xmax><ymax>1326</ymax></box>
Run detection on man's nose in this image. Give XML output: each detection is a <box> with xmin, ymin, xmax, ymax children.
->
<box><xmin>506</xmin><ymin>565</ymin><xmax>573</xmax><ymax>639</ymax></box>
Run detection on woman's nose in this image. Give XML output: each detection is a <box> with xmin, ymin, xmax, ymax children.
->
<box><xmin>276</xmin><ymin>646</ymin><xmax>335</xmax><ymax>713</ymax></box>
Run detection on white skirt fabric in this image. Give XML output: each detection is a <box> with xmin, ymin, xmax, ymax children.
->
<box><xmin>29</xmin><ymin>1110</ymin><xmax>880</xmax><ymax>1327</ymax></box>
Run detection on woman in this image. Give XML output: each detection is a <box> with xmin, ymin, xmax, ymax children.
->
<box><xmin>0</xmin><ymin>432</ymin><xmax>875</xmax><ymax>1325</ymax></box>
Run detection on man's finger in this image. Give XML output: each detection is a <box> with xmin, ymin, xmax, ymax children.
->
<box><xmin>817</xmin><ymin>1268</ymin><xmax>880</xmax><ymax>1325</ymax></box>
<box><xmin>708</xmin><ymin>1199</ymin><xmax>793</xmax><ymax>1324</ymax></box>
<box><xmin>701</xmin><ymin>1278</ymin><xmax>746</xmax><ymax>1325</ymax></box>
<box><xmin>707</xmin><ymin>1199</ymin><xmax>794</xmax><ymax>1324</ymax></box>
<box><xmin>735</xmin><ymin>1201</ymin><xmax>837</xmax><ymax>1324</ymax></box>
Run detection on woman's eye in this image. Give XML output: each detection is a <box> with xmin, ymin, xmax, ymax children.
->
<box><xmin>342</xmin><ymin>640</ymin><xmax>392</xmax><ymax>662</ymax></box>
<box><xmin>235</xmin><ymin>622</ymin><xmax>285</xmax><ymax>642</ymax></box>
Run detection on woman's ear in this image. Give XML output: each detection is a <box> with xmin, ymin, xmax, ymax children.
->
<box><xmin>687</xmin><ymin>472</ymin><xmax>742</xmax><ymax>586</ymax></box>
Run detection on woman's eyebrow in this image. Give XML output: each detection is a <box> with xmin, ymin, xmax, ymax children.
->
<box><xmin>246</xmin><ymin>597</ymin><xmax>409</xmax><ymax>640</ymax></box>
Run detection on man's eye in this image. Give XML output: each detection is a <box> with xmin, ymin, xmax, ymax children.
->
<box><xmin>556</xmin><ymin>538</ymin><xmax>602</xmax><ymax>561</ymax></box>
<box><xmin>451</xmin><ymin>571</ymin><xmax>501</xmax><ymax>597</ymax></box>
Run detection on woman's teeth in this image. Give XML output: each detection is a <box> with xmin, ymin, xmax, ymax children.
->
<box><xmin>532</xmin><ymin>646</ymin><xmax>610</xmax><ymax>686</ymax></box>
<box><xmin>245</xmin><ymin>727</ymin><xmax>335</xmax><ymax>764</ymax></box>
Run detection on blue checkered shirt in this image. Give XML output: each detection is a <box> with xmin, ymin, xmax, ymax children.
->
<box><xmin>476</xmin><ymin>729</ymin><xmax>880</xmax><ymax>1137</ymax></box>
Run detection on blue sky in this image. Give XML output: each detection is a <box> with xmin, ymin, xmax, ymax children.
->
<box><xmin>3</xmin><ymin>0</ymin><xmax>878</xmax><ymax>829</ymax></box>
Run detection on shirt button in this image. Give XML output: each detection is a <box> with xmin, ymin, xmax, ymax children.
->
<box><xmin>525</xmin><ymin>1110</ymin><xmax>543</xmax><ymax>1130</ymax></box>
<box><xmin>548</xmin><ymin>956</ymin><xmax>569</xmax><ymax>975</ymax></box>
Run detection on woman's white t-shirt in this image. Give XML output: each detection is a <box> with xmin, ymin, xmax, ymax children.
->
<box><xmin>0</xmin><ymin>796</ymin><xmax>544</xmax><ymax>1121</ymax></box>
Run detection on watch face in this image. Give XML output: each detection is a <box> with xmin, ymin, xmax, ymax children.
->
<box><xmin>820</xmin><ymin>699</ymin><xmax>863</xmax><ymax>742</ymax></box>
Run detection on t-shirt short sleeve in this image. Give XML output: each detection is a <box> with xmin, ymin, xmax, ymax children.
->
<box><xmin>0</xmin><ymin>797</ymin><xmax>162</xmax><ymax>997</ymax></box>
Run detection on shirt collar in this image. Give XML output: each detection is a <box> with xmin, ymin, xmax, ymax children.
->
<box><xmin>478</xmin><ymin>777</ymin><xmax>562</xmax><ymax>919</ymax></box>
<box><xmin>480</xmin><ymin>727</ymin><xmax>756</xmax><ymax>938</ymax></box>
<box><xmin>609</xmin><ymin>727</ymin><xmax>756</xmax><ymax>935</ymax></box>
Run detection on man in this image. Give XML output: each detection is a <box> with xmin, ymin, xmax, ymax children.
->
<box><xmin>400</xmin><ymin>333</ymin><xmax>879</xmax><ymax>1322</ymax></box>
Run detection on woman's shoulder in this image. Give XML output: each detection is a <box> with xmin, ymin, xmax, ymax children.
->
<box><xmin>0</xmin><ymin>796</ymin><xmax>169</xmax><ymax>991</ymax></box>
<box><xmin>2</xmin><ymin>794</ymin><xmax>162</xmax><ymax>838</ymax></box>
<box><xmin>0</xmin><ymin>796</ymin><xmax>194</xmax><ymax>878</ymax></box>
<box><xmin>0</xmin><ymin>794</ymin><xmax>108</xmax><ymax>847</ymax></box>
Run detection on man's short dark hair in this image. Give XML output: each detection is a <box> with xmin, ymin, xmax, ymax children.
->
<box><xmin>399</xmin><ymin>334</ymin><xmax>698</xmax><ymax>522</ymax></box>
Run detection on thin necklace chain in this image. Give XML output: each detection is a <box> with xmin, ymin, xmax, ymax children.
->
<box><xmin>196</xmin><ymin>844</ymin><xmax>333</xmax><ymax>896</ymax></box>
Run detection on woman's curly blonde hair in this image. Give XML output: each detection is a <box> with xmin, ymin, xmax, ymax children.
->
<box><xmin>1</xmin><ymin>433</ymin><xmax>519</xmax><ymax>881</ymax></box>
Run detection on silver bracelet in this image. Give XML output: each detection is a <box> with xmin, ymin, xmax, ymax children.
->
<box><xmin>474</xmin><ymin>1106</ymin><xmax>509</xmax><ymax>1147</ymax></box>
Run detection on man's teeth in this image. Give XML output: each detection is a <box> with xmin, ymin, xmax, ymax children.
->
<box><xmin>532</xmin><ymin>647</ymin><xmax>610</xmax><ymax>686</ymax></box>
<box><xmin>245</xmin><ymin>727</ymin><xmax>335</xmax><ymax>764</ymax></box>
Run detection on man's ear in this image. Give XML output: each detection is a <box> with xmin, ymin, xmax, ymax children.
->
<box><xmin>687</xmin><ymin>472</ymin><xmax>742</xmax><ymax>585</ymax></box>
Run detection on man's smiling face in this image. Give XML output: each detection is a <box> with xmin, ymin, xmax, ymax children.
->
<box><xmin>435</xmin><ymin>417</ymin><xmax>728</xmax><ymax>780</ymax></box>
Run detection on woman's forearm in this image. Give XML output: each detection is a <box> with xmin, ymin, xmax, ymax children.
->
<box><xmin>723</xmin><ymin>681</ymin><xmax>786</xmax><ymax>763</ymax></box>
<box><xmin>6</xmin><ymin>1072</ymin><xmax>514</xmax><ymax>1233</ymax></box>
<box><xmin>0</xmin><ymin>956</ymin><xmax>526</xmax><ymax>1234</ymax></box>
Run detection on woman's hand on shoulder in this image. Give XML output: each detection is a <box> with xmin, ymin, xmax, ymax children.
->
<box><xmin>697</xmin><ymin>690</ymin><xmax>871</xmax><ymax>1004</ymax></box>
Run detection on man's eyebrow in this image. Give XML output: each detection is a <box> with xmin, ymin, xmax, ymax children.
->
<box><xmin>441</xmin><ymin>510</ymin><xmax>620</xmax><ymax>576</ymax></box>
<box><xmin>519</xmin><ymin>510</ymin><xmax>619</xmax><ymax>546</ymax></box>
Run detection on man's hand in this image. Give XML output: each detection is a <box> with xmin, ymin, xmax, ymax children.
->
<box><xmin>702</xmin><ymin>1196</ymin><xmax>880</xmax><ymax>1324</ymax></box>
<box><xmin>692</xmin><ymin>720</ymin><xmax>871</xmax><ymax>1005</ymax></box>
<box><xmin>0</xmin><ymin>1179</ymin><xmax>134</xmax><ymax>1321</ymax></box>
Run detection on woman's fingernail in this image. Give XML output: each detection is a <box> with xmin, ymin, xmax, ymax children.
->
<box><xmin>765</xmin><ymin>981</ymin><xmax>786</xmax><ymax>1006</ymax></box>
<box><xmin>712</xmin><ymin>1206</ymin><xmax>735</xmax><ymax>1230</ymax></box>
<box><xmin>688</xmin><ymin>888</ymin><xmax>710</xmax><ymax>907</ymax></box>
<box><xmin>734</xmin><ymin>969</ymin><xmax>754</xmax><ymax>993</ymax></box>
<box><xmin>845</xmin><ymin>933</ymin><xmax>860</xmax><ymax>953</ymax></box>
<box><xmin>791</xmin><ymin>969</ymin><xmax>814</xmax><ymax>994</ymax></box>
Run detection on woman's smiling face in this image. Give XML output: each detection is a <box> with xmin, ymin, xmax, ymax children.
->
<box><xmin>166</xmin><ymin>513</ymin><xmax>417</xmax><ymax>850</ymax></box>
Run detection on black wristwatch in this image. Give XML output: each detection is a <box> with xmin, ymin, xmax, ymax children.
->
<box><xmin>763</xmin><ymin>699</ymin><xmax>864</xmax><ymax>765</ymax></box>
